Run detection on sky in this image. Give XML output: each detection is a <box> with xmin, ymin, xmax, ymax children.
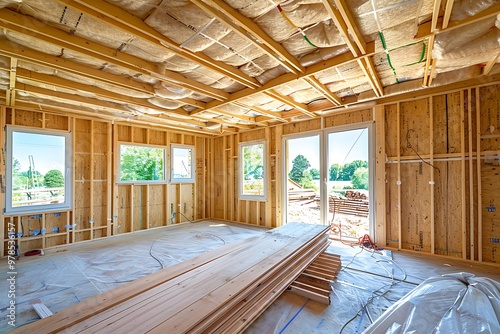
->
<box><xmin>286</xmin><ymin>128</ymin><xmax>368</xmax><ymax>171</ymax></box>
<box><xmin>13</xmin><ymin>132</ymin><xmax>65</xmax><ymax>175</ymax></box>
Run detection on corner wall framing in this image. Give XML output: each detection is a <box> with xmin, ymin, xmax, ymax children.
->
<box><xmin>379</xmin><ymin>84</ymin><xmax>500</xmax><ymax>263</ymax></box>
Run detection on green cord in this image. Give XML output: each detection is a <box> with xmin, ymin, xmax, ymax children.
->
<box><xmin>403</xmin><ymin>42</ymin><xmax>426</xmax><ymax>67</ymax></box>
<box><xmin>303</xmin><ymin>34</ymin><xmax>317</xmax><ymax>48</ymax></box>
<box><xmin>379</xmin><ymin>32</ymin><xmax>398</xmax><ymax>83</ymax></box>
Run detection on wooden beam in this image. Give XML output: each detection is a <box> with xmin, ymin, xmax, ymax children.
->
<box><xmin>265</xmin><ymin>90</ymin><xmax>315</xmax><ymax>118</ymax></box>
<box><xmin>374</xmin><ymin>105</ymin><xmax>386</xmax><ymax>245</ymax></box>
<box><xmin>423</xmin><ymin>36</ymin><xmax>435</xmax><ymax>87</ymax></box>
<box><xmin>190</xmin><ymin>0</ymin><xmax>299</xmax><ymax>75</ymax></box>
<box><xmin>302</xmin><ymin>76</ymin><xmax>342</xmax><ymax>106</ymax></box>
<box><xmin>194</xmin><ymin>0</ymin><xmax>304</xmax><ymax>74</ymax></box>
<box><xmin>232</xmin><ymin>102</ymin><xmax>289</xmax><ymax>123</ymax></box>
<box><xmin>0</xmin><ymin>9</ymin><xmax>228</xmax><ymax>101</ymax></box>
<box><xmin>476</xmin><ymin>88</ymin><xmax>482</xmax><ymax>262</ymax></box>
<box><xmin>443</xmin><ymin>3</ymin><xmax>500</xmax><ymax>33</ymax></box>
<box><xmin>6</xmin><ymin>57</ymin><xmax>17</xmax><ymax>106</ymax></box>
<box><xmin>15</xmin><ymin>83</ymin><xmax>210</xmax><ymax>128</ymax></box>
<box><xmin>482</xmin><ymin>52</ymin><xmax>500</xmax><ymax>76</ymax></box>
<box><xmin>0</xmin><ymin>39</ymin><xmax>150</xmax><ymax>95</ymax></box>
<box><xmin>431</xmin><ymin>0</ymin><xmax>443</xmax><ymax>32</ymax></box>
<box><xmin>468</xmin><ymin>89</ymin><xmax>475</xmax><ymax>260</ymax></box>
<box><xmin>460</xmin><ymin>90</ymin><xmax>467</xmax><ymax>259</ymax></box>
<box><xmin>357</xmin><ymin>57</ymin><xmax>383</xmax><ymax>97</ymax></box>
<box><xmin>429</xmin><ymin>96</ymin><xmax>435</xmax><ymax>254</ymax></box>
<box><xmin>55</xmin><ymin>0</ymin><xmax>259</xmax><ymax>89</ymax></box>
<box><xmin>320</xmin><ymin>0</ymin><xmax>360</xmax><ymax>56</ymax></box>
<box><xmin>331</xmin><ymin>0</ymin><xmax>367</xmax><ymax>54</ymax></box>
<box><xmin>15</xmin><ymin>68</ymin><xmax>200</xmax><ymax>116</ymax></box>
<box><xmin>442</xmin><ymin>0</ymin><xmax>455</xmax><ymax>29</ymax></box>
<box><xmin>397</xmin><ymin>102</ymin><xmax>402</xmax><ymax>250</ymax></box>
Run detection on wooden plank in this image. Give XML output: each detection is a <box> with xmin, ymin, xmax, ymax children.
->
<box><xmin>476</xmin><ymin>88</ymin><xmax>483</xmax><ymax>261</ymax></box>
<box><xmin>468</xmin><ymin>89</ymin><xmax>475</xmax><ymax>260</ymax></box>
<box><xmin>397</xmin><ymin>102</ymin><xmax>402</xmax><ymax>250</ymax></box>
<box><xmin>53</xmin><ymin>224</ymin><xmax>328</xmax><ymax>333</ymax></box>
<box><xmin>430</xmin><ymin>97</ymin><xmax>435</xmax><ymax>254</ymax></box>
<box><xmin>461</xmin><ymin>90</ymin><xmax>467</xmax><ymax>259</ymax></box>
<box><xmin>375</xmin><ymin>105</ymin><xmax>386</xmax><ymax>244</ymax></box>
<box><xmin>12</xmin><ymin>232</ymin><xmax>268</xmax><ymax>333</ymax></box>
<box><xmin>288</xmin><ymin>284</ymin><xmax>330</xmax><ymax>305</ymax></box>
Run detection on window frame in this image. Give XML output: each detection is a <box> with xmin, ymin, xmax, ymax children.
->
<box><xmin>170</xmin><ymin>144</ymin><xmax>195</xmax><ymax>184</ymax></box>
<box><xmin>5</xmin><ymin>126</ymin><xmax>73</xmax><ymax>215</ymax></box>
<box><xmin>117</xmin><ymin>142</ymin><xmax>167</xmax><ymax>184</ymax></box>
<box><xmin>239</xmin><ymin>140</ymin><xmax>267</xmax><ymax>201</ymax></box>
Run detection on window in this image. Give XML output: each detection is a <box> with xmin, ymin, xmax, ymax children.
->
<box><xmin>6</xmin><ymin>126</ymin><xmax>72</xmax><ymax>214</ymax></box>
<box><xmin>171</xmin><ymin>144</ymin><xmax>195</xmax><ymax>183</ymax></box>
<box><xmin>239</xmin><ymin>141</ymin><xmax>266</xmax><ymax>200</ymax></box>
<box><xmin>119</xmin><ymin>144</ymin><xmax>165</xmax><ymax>183</ymax></box>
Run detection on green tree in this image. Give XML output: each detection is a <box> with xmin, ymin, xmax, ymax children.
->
<box><xmin>120</xmin><ymin>146</ymin><xmax>164</xmax><ymax>181</ymax></box>
<box><xmin>243</xmin><ymin>144</ymin><xmax>263</xmax><ymax>180</ymax></box>
<box><xmin>44</xmin><ymin>169</ymin><xmax>65</xmax><ymax>188</ymax></box>
<box><xmin>329</xmin><ymin>163</ymin><xmax>341</xmax><ymax>181</ymax></box>
<box><xmin>351</xmin><ymin>167</ymin><xmax>369</xmax><ymax>190</ymax></box>
<box><xmin>289</xmin><ymin>154</ymin><xmax>310</xmax><ymax>185</ymax></box>
<box><xmin>340</xmin><ymin>160</ymin><xmax>368</xmax><ymax>180</ymax></box>
<box><xmin>310</xmin><ymin>168</ymin><xmax>320</xmax><ymax>180</ymax></box>
<box><xmin>300</xmin><ymin>170</ymin><xmax>316</xmax><ymax>190</ymax></box>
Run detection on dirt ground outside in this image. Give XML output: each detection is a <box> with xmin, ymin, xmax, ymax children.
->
<box><xmin>287</xmin><ymin>197</ymin><xmax>370</xmax><ymax>241</ymax></box>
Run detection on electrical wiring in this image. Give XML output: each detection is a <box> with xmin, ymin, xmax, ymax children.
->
<box><xmin>276</xmin><ymin>4</ymin><xmax>317</xmax><ymax>47</ymax></box>
<box><xmin>406</xmin><ymin>129</ymin><xmax>441</xmax><ymax>173</ymax></box>
<box><xmin>338</xmin><ymin>247</ymin><xmax>409</xmax><ymax>334</ymax></box>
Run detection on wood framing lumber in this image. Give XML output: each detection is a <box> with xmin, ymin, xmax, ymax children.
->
<box><xmin>12</xmin><ymin>222</ymin><xmax>331</xmax><ymax>334</ymax></box>
<box><xmin>287</xmin><ymin>251</ymin><xmax>341</xmax><ymax>305</ymax></box>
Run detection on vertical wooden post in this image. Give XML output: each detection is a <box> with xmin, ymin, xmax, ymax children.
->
<box><xmin>476</xmin><ymin>88</ymin><xmax>482</xmax><ymax>261</ymax></box>
<box><xmin>429</xmin><ymin>97</ymin><xmax>435</xmax><ymax>254</ymax></box>
<box><xmin>460</xmin><ymin>90</ymin><xmax>467</xmax><ymax>259</ymax></box>
<box><xmin>112</xmin><ymin>123</ymin><xmax>119</xmax><ymax>235</ymax></box>
<box><xmin>228</xmin><ymin>135</ymin><xmax>235</xmax><ymax>221</ymax></box>
<box><xmin>222</xmin><ymin>136</ymin><xmax>227</xmax><ymax>221</ymax></box>
<box><xmin>130</xmin><ymin>184</ymin><xmax>134</xmax><ymax>232</ymax></box>
<box><xmin>90</xmin><ymin>120</ymin><xmax>94</xmax><ymax>240</ymax></box>
<box><xmin>468</xmin><ymin>89</ymin><xmax>475</xmax><ymax>260</ymax></box>
<box><xmin>165</xmin><ymin>131</ymin><xmax>170</xmax><ymax>223</ymax></box>
<box><xmin>210</xmin><ymin>138</ymin><xmax>215</xmax><ymax>219</ymax></box>
<box><xmin>275</xmin><ymin>125</ymin><xmax>283</xmax><ymax>227</ymax></box>
<box><xmin>397</xmin><ymin>102</ymin><xmax>402</xmax><ymax>250</ymax></box>
<box><xmin>374</xmin><ymin>105</ymin><xmax>386</xmax><ymax>245</ymax></box>
<box><xmin>145</xmin><ymin>184</ymin><xmax>150</xmax><ymax>229</ymax></box>
<box><xmin>0</xmin><ymin>106</ymin><xmax>6</xmax><ymax>257</ymax></box>
<box><xmin>265</xmin><ymin>127</ymin><xmax>272</xmax><ymax>228</ymax></box>
<box><xmin>106</xmin><ymin>122</ymin><xmax>112</xmax><ymax>237</ymax></box>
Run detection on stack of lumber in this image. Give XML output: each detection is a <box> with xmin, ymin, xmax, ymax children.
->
<box><xmin>288</xmin><ymin>252</ymin><xmax>341</xmax><ymax>305</ymax></box>
<box><xmin>13</xmin><ymin>223</ymin><xmax>330</xmax><ymax>334</ymax></box>
<box><xmin>345</xmin><ymin>190</ymin><xmax>367</xmax><ymax>200</ymax></box>
<box><xmin>288</xmin><ymin>189</ymin><xmax>317</xmax><ymax>204</ymax></box>
<box><xmin>330</xmin><ymin>196</ymin><xmax>369</xmax><ymax>217</ymax></box>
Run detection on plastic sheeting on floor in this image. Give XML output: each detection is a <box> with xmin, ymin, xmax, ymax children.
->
<box><xmin>363</xmin><ymin>272</ymin><xmax>500</xmax><ymax>334</ymax></box>
<box><xmin>0</xmin><ymin>221</ymin><xmax>266</xmax><ymax>333</ymax></box>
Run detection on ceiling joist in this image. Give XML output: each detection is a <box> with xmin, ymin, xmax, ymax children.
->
<box><xmin>192</xmin><ymin>0</ymin><xmax>304</xmax><ymax>74</ymax></box>
<box><xmin>54</xmin><ymin>0</ymin><xmax>260</xmax><ymax>90</ymax></box>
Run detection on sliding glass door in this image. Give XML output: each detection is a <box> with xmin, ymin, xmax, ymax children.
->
<box><xmin>283</xmin><ymin>123</ymin><xmax>374</xmax><ymax>239</ymax></box>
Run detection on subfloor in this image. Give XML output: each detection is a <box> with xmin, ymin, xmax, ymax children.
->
<box><xmin>1</xmin><ymin>220</ymin><xmax>500</xmax><ymax>333</ymax></box>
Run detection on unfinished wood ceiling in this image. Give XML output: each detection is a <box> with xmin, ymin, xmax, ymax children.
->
<box><xmin>0</xmin><ymin>0</ymin><xmax>499</xmax><ymax>134</ymax></box>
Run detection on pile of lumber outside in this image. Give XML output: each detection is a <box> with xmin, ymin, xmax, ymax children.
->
<box><xmin>13</xmin><ymin>223</ymin><xmax>331</xmax><ymax>334</ymax></box>
<box><xmin>329</xmin><ymin>196</ymin><xmax>369</xmax><ymax>218</ymax></box>
<box><xmin>288</xmin><ymin>188</ymin><xmax>317</xmax><ymax>206</ymax></box>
